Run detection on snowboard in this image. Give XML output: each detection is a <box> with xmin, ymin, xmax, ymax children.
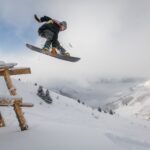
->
<box><xmin>26</xmin><ymin>44</ymin><xmax>80</xmax><ymax>62</ymax></box>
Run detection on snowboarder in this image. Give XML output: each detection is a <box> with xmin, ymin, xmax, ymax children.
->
<box><xmin>34</xmin><ymin>14</ymin><xmax>70</xmax><ymax>56</ymax></box>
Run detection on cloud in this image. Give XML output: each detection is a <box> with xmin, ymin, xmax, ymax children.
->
<box><xmin>1</xmin><ymin>0</ymin><xmax>150</xmax><ymax>83</ymax></box>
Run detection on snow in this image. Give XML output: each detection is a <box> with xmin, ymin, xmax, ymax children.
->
<box><xmin>0</xmin><ymin>95</ymin><xmax>22</xmax><ymax>100</ymax></box>
<box><xmin>105</xmin><ymin>80</ymin><xmax>150</xmax><ymax>120</ymax></box>
<box><xmin>47</xmin><ymin>78</ymin><xmax>142</xmax><ymax>107</ymax></box>
<box><xmin>0</xmin><ymin>78</ymin><xmax>150</xmax><ymax>150</ymax></box>
<box><xmin>0</xmin><ymin>61</ymin><xmax>17</xmax><ymax>69</ymax></box>
<box><xmin>144</xmin><ymin>80</ymin><xmax>150</xmax><ymax>88</ymax></box>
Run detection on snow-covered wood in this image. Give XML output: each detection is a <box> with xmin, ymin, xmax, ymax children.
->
<box><xmin>0</xmin><ymin>95</ymin><xmax>22</xmax><ymax>100</ymax></box>
<box><xmin>3</xmin><ymin>69</ymin><xmax>16</xmax><ymax>95</ymax></box>
<box><xmin>0</xmin><ymin>96</ymin><xmax>21</xmax><ymax>105</ymax></box>
<box><xmin>0</xmin><ymin>61</ymin><xmax>32</xmax><ymax>131</ymax></box>
<box><xmin>0</xmin><ymin>95</ymin><xmax>33</xmax><ymax>107</ymax></box>
<box><xmin>0</xmin><ymin>67</ymin><xmax>31</xmax><ymax>76</ymax></box>
<box><xmin>0</xmin><ymin>63</ymin><xmax>17</xmax><ymax>69</ymax></box>
<box><xmin>0</xmin><ymin>99</ymin><xmax>33</xmax><ymax>107</ymax></box>
<box><xmin>13</xmin><ymin>100</ymin><xmax>28</xmax><ymax>131</ymax></box>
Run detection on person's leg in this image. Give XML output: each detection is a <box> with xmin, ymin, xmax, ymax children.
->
<box><xmin>52</xmin><ymin>40</ymin><xmax>70</xmax><ymax>56</ymax></box>
<box><xmin>52</xmin><ymin>40</ymin><xmax>63</xmax><ymax>51</ymax></box>
<box><xmin>40</xmin><ymin>30</ymin><xmax>54</xmax><ymax>51</ymax></box>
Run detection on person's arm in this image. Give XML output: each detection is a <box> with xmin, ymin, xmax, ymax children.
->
<box><xmin>40</xmin><ymin>16</ymin><xmax>53</xmax><ymax>22</ymax></box>
<box><xmin>34</xmin><ymin>14</ymin><xmax>41</xmax><ymax>22</ymax></box>
<box><xmin>34</xmin><ymin>15</ymin><xmax>53</xmax><ymax>23</ymax></box>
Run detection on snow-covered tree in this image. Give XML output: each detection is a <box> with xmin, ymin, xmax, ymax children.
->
<box><xmin>44</xmin><ymin>89</ymin><xmax>53</xmax><ymax>104</ymax></box>
<box><xmin>98</xmin><ymin>107</ymin><xmax>102</xmax><ymax>112</ymax></box>
<box><xmin>37</xmin><ymin>87</ymin><xmax>53</xmax><ymax>104</ymax></box>
<box><xmin>77</xmin><ymin>99</ymin><xmax>80</xmax><ymax>103</ymax></box>
<box><xmin>37</xmin><ymin>86</ymin><xmax>45</xmax><ymax>98</ymax></box>
<box><xmin>109</xmin><ymin>109</ymin><xmax>114</xmax><ymax>115</ymax></box>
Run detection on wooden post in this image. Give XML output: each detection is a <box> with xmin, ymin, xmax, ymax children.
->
<box><xmin>0</xmin><ymin>97</ymin><xmax>34</xmax><ymax>107</ymax></box>
<box><xmin>3</xmin><ymin>70</ymin><xmax>28</xmax><ymax>131</ymax></box>
<box><xmin>0</xmin><ymin>63</ymin><xmax>32</xmax><ymax>131</ymax></box>
<box><xmin>0</xmin><ymin>98</ymin><xmax>33</xmax><ymax>130</ymax></box>
<box><xmin>3</xmin><ymin>69</ymin><xmax>16</xmax><ymax>95</ymax></box>
<box><xmin>0</xmin><ymin>67</ymin><xmax>31</xmax><ymax>76</ymax></box>
<box><xmin>13</xmin><ymin>100</ymin><xmax>28</xmax><ymax>131</ymax></box>
<box><xmin>0</xmin><ymin>112</ymin><xmax>5</xmax><ymax>127</ymax></box>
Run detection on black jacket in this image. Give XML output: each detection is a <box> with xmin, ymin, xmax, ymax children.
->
<box><xmin>38</xmin><ymin>16</ymin><xmax>60</xmax><ymax>35</ymax></box>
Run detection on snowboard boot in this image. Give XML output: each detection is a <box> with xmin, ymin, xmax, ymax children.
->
<box><xmin>43</xmin><ymin>47</ymin><xmax>49</xmax><ymax>52</ymax></box>
<box><xmin>59</xmin><ymin>48</ymin><xmax>70</xmax><ymax>56</ymax></box>
<box><xmin>61</xmin><ymin>51</ymin><xmax>70</xmax><ymax>56</ymax></box>
<box><xmin>43</xmin><ymin>40</ymin><xmax>51</xmax><ymax>52</ymax></box>
<box><xmin>42</xmin><ymin>45</ymin><xmax>49</xmax><ymax>52</ymax></box>
<box><xmin>50</xmin><ymin>47</ymin><xmax>57</xmax><ymax>56</ymax></box>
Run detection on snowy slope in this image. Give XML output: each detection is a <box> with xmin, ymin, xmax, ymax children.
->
<box><xmin>105</xmin><ymin>80</ymin><xmax>150</xmax><ymax>119</ymax></box>
<box><xmin>0</xmin><ymin>78</ymin><xmax>150</xmax><ymax>150</ymax></box>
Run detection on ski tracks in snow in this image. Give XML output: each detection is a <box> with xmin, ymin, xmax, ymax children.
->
<box><xmin>105</xmin><ymin>132</ymin><xmax>150</xmax><ymax>150</ymax></box>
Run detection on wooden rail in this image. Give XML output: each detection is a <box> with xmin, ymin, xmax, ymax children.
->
<box><xmin>0</xmin><ymin>62</ymin><xmax>33</xmax><ymax>131</ymax></box>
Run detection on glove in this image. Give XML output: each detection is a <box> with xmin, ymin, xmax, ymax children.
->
<box><xmin>34</xmin><ymin>14</ymin><xmax>41</xmax><ymax>22</ymax></box>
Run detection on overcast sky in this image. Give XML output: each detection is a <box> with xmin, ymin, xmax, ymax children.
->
<box><xmin>0</xmin><ymin>0</ymin><xmax>150</xmax><ymax>84</ymax></box>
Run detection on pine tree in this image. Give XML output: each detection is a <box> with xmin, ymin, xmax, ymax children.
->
<box><xmin>44</xmin><ymin>89</ymin><xmax>53</xmax><ymax>104</ymax></box>
<box><xmin>37</xmin><ymin>86</ymin><xmax>45</xmax><ymax>99</ymax></box>
<box><xmin>77</xmin><ymin>99</ymin><xmax>80</xmax><ymax>103</ymax></box>
<box><xmin>109</xmin><ymin>109</ymin><xmax>114</xmax><ymax>115</ymax></box>
<box><xmin>98</xmin><ymin>107</ymin><xmax>102</xmax><ymax>112</ymax></box>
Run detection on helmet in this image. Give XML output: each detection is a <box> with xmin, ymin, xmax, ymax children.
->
<box><xmin>60</xmin><ymin>21</ymin><xmax>67</xmax><ymax>30</ymax></box>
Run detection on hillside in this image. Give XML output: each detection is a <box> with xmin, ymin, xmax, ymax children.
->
<box><xmin>0</xmin><ymin>78</ymin><xmax>150</xmax><ymax>150</ymax></box>
<box><xmin>104</xmin><ymin>80</ymin><xmax>150</xmax><ymax>120</ymax></box>
<box><xmin>47</xmin><ymin>78</ymin><xmax>142</xmax><ymax>107</ymax></box>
